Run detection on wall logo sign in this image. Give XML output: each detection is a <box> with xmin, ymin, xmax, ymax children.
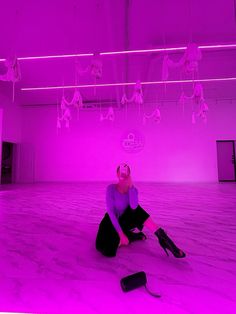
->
<box><xmin>121</xmin><ymin>130</ymin><xmax>145</xmax><ymax>153</ymax></box>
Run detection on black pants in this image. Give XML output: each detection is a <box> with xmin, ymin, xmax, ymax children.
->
<box><xmin>96</xmin><ymin>205</ymin><xmax>150</xmax><ymax>257</ymax></box>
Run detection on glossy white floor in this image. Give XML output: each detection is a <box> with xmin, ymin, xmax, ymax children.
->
<box><xmin>0</xmin><ymin>182</ymin><xmax>235</xmax><ymax>314</ymax></box>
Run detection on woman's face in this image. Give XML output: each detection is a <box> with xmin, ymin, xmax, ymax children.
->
<box><xmin>117</xmin><ymin>164</ymin><xmax>130</xmax><ymax>181</ymax></box>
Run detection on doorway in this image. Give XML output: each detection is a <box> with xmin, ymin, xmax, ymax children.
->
<box><xmin>1</xmin><ymin>142</ymin><xmax>15</xmax><ymax>184</ymax></box>
<box><xmin>216</xmin><ymin>140</ymin><xmax>236</xmax><ymax>182</ymax></box>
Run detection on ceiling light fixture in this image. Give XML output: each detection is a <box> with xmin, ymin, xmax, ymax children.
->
<box><xmin>1</xmin><ymin>44</ymin><xmax>236</xmax><ymax>62</ymax></box>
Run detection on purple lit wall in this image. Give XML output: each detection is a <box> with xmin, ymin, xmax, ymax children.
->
<box><xmin>0</xmin><ymin>91</ymin><xmax>22</xmax><ymax>183</ymax></box>
<box><xmin>0</xmin><ymin>92</ymin><xmax>22</xmax><ymax>143</ymax></box>
<box><xmin>20</xmin><ymin>95</ymin><xmax>236</xmax><ymax>182</ymax></box>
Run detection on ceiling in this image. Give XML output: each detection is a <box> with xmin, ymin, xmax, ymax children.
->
<box><xmin>0</xmin><ymin>0</ymin><xmax>236</xmax><ymax>105</ymax></box>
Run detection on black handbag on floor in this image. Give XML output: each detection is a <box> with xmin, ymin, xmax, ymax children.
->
<box><xmin>120</xmin><ymin>271</ymin><xmax>161</xmax><ymax>298</ymax></box>
<box><xmin>120</xmin><ymin>271</ymin><xmax>147</xmax><ymax>292</ymax></box>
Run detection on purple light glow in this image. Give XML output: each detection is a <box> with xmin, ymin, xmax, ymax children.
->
<box><xmin>1</xmin><ymin>0</ymin><xmax>236</xmax><ymax>312</ymax></box>
<box><xmin>21</xmin><ymin>77</ymin><xmax>236</xmax><ymax>91</ymax></box>
<box><xmin>1</xmin><ymin>43</ymin><xmax>236</xmax><ymax>62</ymax></box>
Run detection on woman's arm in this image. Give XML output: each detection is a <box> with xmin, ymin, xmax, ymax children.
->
<box><xmin>128</xmin><ymin>177</ymin><xmax>139</xmax><ymax>209</ymax></box>
<box><xmin>106</xmin><ymin>185</ymin><xmax>122</xmax><ymax>233</ymax></box>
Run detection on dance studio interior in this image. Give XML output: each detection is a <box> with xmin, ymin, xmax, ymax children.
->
<box><xmin>0</xmin><ymin>1</ymin><xmax>236</xmax><ymax>313</ymax></box>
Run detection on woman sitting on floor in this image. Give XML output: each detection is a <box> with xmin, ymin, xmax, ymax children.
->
<box><xmin>96</xmin><ymin>163</ymin><xmax>186</xmax><ymax>258</ymax></box>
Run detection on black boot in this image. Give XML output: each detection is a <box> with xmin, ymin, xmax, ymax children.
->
<box><xmin>155</xmin><ymin>228</ymin><xmax>186</xmax><ymax>258</ymax></box>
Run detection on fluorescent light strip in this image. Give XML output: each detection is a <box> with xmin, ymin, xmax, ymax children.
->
<box><xmin>100</xmin><ymin>46</ymin><xmax>186</xmax><ymax>55</ymax></box>
<box><xmin>0</xmin><ymin>53</ymin><xmax>93</xmax><ymax>62</ymax></box>
<box><xmin>22</xmin><ymin>82</ymin><xmax>134</xmax><ymax>91</ymax></box>
<box><xmin>199</xmin><ymin>44</ymin><xmax>236</xmax><ymax>49</ymax></box>
<box><xmin>101</xmin><ymin>44</ymin><xmax>236</xmax><ymax>56</ymax></box>
<box><xmin>1</xmin><ymin>43</ymin><xmax>236</xmax><ymax>62</ymax></box>
<box><xmin>21</xmin><ymin>77</ymin><xmax>236</xmax><ymax>91</ymax></box>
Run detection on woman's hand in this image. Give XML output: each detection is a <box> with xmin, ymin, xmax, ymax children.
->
<box><xmin>119</xmin><ymin>231</ymin><xmax>129</xmax><ymax>246</ymax></box>
<box><xmin>122</xmin><ymin>175</ymin><xmax>133</xmax><ymax>189</ymax></box>
<box><xmin>127</xmin><ymin>175</ymin><xmax>133</xmax><ymax>188</ymax></box>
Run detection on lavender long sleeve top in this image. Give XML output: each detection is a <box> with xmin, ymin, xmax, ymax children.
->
<box><xmin>106</xmin><ymin>184</ymin><xmax>139</xmax><ymax>233</ymax></box>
